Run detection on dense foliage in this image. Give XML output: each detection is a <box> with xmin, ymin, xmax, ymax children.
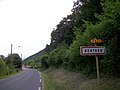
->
<box><xmin>0</xmin><ymin>54</ymin><xmax>22</xmax><ymax>76</ymax></box>
<box><xmin>0</xmin><ymin>58</ymin><xmax>9</xmax><ymax>76</ymax></box>
<box><xmin>25</xmin><ymin>0</ymin><xmax>120</xmax><ymax>78</ymax></box>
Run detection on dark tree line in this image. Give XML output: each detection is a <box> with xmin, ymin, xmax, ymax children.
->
<box><xmin>28</xmin><ymin>0</ymin><xmax>120</xmax><ymax>78</ymax></box>
<box><xmin>0</xmin><ymin>53</ymin><xmax>22</xmax><ymax>76</ymax></box>
<box><xmin>46</xmin><ymin>0</ymin><xmax>102</xmax><ymax>51</ymax></box>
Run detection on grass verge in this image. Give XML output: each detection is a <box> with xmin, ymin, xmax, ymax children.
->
<box><xmin>40</xmin><ymin>68</ymin><xmax>120</xmax><ymax>90</ymax></box>
<box><xmin>41</xmin><ymin>72</ymin><xmax>65</xmax><ymax>90</ymax></box>
<box><xmin>0</xmin><ymin>70</ymin><xmax>23</xmax><ymax>80</ymax></box>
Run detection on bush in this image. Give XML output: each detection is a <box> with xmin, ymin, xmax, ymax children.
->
<box><xmin>0</xmin><ymin>59</ymin><xmax>9</xmax><ymax>76</ymax></box>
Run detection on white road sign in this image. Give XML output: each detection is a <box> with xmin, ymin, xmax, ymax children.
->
<box><xmin>80</xmin><ymin>46</ymin><xmax>105</xmax><ymax>56</ymax></box>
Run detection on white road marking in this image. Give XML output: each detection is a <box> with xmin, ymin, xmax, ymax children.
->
<box><xmin>39</xmin><ymin>76</ymin><xmax>42</xmax><ymax>90</ymax></box>
<box><xmin>38</xmin><ymin>87</ymin><xmax>41</xmax><ymax>90</ymax></box>
<box><xmin>40</xmin><ymin>79</ymin><xmax>41</xmax><ymax>82</ymax></box>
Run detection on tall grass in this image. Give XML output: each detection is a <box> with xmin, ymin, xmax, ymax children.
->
<box><xmin>40</xmin><ymin>68</ymin><xmax>120</xmax><ymax>90</ymax></box>
<box><xmin>41</xmin><ymin>72</ymin><xmax>65</xmax><ymax>90</ymax></box>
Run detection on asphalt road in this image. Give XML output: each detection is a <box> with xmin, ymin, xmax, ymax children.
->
<box><xmin>0</xmin><ymin>69</ymin><xmax>42</xmax><ymax>90</ymax></box>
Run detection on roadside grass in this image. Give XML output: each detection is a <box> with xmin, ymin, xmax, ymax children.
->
<box><xmin>0</xmin><ymin>70</ymin><xmax>23</xmax><ymax>80</ymax></box>
<box><xmin>40</xmin><ymin>68</ymin><xmax>120</xmax><ymax>90</ymax></box>
<box><xmin>41</xmin><ymin>72</ymin><xmax>65</xmax><ymax>90</ymax></box>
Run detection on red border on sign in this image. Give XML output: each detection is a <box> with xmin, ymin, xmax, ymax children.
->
<box><xmin>80</xmin><ymin>46</ymin><xmax>106</xmax><ymax>56</ymax></box>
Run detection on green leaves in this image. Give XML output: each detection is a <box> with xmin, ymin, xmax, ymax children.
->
<box><xmin>5</xmin><ymin>54</ymin><xmax>22</xmax><ymax>69</ymax></box>
<box><xmin>39</xmin><ymin>0</ymin><xmax>120</xmax><ymax>77</ymax></box>
<box><xmin>0</xmin><ymin>59</ymin><xmax>9</xmax><ymax>76</ymax></box>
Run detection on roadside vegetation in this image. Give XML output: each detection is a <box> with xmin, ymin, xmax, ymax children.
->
<box><xmin>24</xmin><ymin>0</ymin><xmax>120</xmax><ymax>89</ymax></box>
<box><xmin>0</xmin><ymin>54</ymin><xmax>22</xmax><ymax>79</ymax></box>
<box><xmin>41</xmin><ymin>68</ymin><xmax>120</xmax><ymax>90</ymax></box>
<box><xmin>41</xmin><ymin>72</ymin><xmax>65</xmax><ymax>90</ymax></box>
<box><xmin>39</xmin><ymin>0</ymin><xmax>120</xmax><ymax>78</ymax></box>
<box><xmin>0</xmin><ymin>70</ymin><xmax>23</xmax><ymax>80</ymax></box>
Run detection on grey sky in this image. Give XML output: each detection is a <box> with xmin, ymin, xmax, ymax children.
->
<box><xmin>0</xmin><ymin>0</ymin><xmax>75</xmax><ymax>59</ymax></box>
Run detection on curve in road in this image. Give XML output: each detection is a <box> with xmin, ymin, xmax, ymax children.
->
<box><xmin>0</xmin><ymin>69</ymin><xmax>42</xmax><ymax>90</ymax></box>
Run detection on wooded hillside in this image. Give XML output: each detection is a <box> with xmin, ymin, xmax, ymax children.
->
<box><xmin>25</xmin><ymin>0</ymin><xmax>120</xmax><ymax>78</ymax></box>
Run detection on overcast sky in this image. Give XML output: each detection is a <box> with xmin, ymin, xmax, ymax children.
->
<box><xmin>0</xmin><ymin>0</ymin><xmax>75</xmax><ymax>59</ymax></box>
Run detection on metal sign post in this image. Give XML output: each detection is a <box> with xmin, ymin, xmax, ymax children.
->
<box><xmin>94</xmin><ymin>43</ymin><xmax>100</xmax><ymax>90</ymax></box>
<box><xmin>80</xmin><ymin>39</ymin><xmax>105</xmax><ymax>90</ymax></box>
<box><xmin>95</xmin><ymin>54</ymin><xmax>100</xmax><ymax>90</ymax></box>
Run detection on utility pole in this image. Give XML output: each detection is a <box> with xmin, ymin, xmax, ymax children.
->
<box><xmin>10</xmin><ymin>44</ymin><xmax>13</xmax><ymax>68</ymax></box>
<box><xmin>21</xmin><ymin>54</ymin><xmax>22</xmax><ymax>60</ymax></box>
<box><xmin>11</xmin><ymin>44</ymin><xmax>13</xmax><ymax>55</ymax></box>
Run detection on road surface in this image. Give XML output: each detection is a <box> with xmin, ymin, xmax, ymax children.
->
<box><xmin>0</xmin><ymin>69</ymin><xmax>42</xmax><ymax>90</ymax></box>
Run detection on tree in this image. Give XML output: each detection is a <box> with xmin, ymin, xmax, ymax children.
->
<box><xmin>5</xmin><ymin>53</ymin><xmax>22</xmax><ymax>69</ymax></box>
<box><xmin>40</xmin><ymin>54</ymin><xmax>49</xmax><ymax>69</ymax></box>
<box><xmin>0</xmin><ymin>59</ymin><xmax>9</xmax><ymax>76</ymax></box>
<box><xmin>27</xmin><ymin>60</ymin><xmax>36</xmax><ymax>68</ymax></box>
<box><xmin>80</xmin><ymin>0</ymin><xmax>120</xmax><ymax>77</ymax></box>
<box><xmin>46</xmin><ymin>44</ymin><xmax>68</xmax><ymax>68</ymax></box>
